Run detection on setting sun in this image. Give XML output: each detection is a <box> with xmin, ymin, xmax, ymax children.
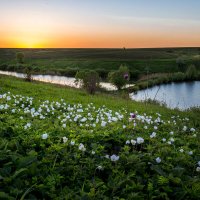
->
<box><xmin>14</xmin><ymin>38</ymin><xmax>45</xmax><ymax>48</ymax></box>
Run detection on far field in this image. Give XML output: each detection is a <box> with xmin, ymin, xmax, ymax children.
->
<box><xmin>0</xmin><ymin>48</ymin><xmax>200</xmax><ymax>80</ymax></box>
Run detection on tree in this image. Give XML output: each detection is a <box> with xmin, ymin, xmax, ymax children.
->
<box><xmin>24</xmin><ymin>66</ymin><xmax>33</xmax><ymax>82</ymax></box>
<box><xmin>75</xmin><ymin>70</ymin><xmax>100</xmax><ymax>94</ymax></box>
<box><xmin>16</xmin><ymin>52</ymin><xmax>25</xmax><ymax>64</ymax></box>
<box><xmin>108</xmin><ymin>65</ymin><xmax>130</xmax><ymax>90</ymax></box>
<box><xmin>186</xmin><ymin>64</ymin><xmax>197</xmax><ymax>80</ymax></box>
<box><xmin>176</xmin><ymin>57</ymin><xmax>187</xmax><ymax>72</ymax></box>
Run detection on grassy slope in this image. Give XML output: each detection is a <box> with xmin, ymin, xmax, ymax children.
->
<box><xmin>1</xmin><ymin>75</ymin><xmax>200</xmax><ymax>199</ymax></box>
<box><xmin>0</xmin><ymin>75</ymin><xmax>199</xmax><ymax>123</ymax></box>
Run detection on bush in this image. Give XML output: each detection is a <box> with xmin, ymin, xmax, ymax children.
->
<box><xmin>186</xmin><ymin>65</ymin><xmax>198</xmax><ymax>80</ymax></box>
<box><xmin>108</xmin><ymin>65</ymin><xmax>130</xmax><ymax>90</ymax></box>
<box><xmin>16</xmin><ymin>52</ymin><xmax>25</xmax><ymax>64</ymax></box>
<box><xmin>176</xmin><ymin>57</ymin><xmax>187</xmax><ymax>72</ymax></box>
<box><xmin>24</xmin><ymin>66</ymin><xmax>33</xmax><ymax>82</ymax></box>
<box><xmin>75</xmin><ymin>70</ymin><xmax>100</xmax><ymax>94</ymax></box>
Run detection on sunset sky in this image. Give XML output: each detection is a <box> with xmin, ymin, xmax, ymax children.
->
<box><xmin>0</xmin><ymin>0</ymin><xmax>200</xmax><ymax>48</ymax></box>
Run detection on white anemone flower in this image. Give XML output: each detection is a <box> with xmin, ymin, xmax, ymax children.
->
<box><xmin>62</xmin><ymin>137</ymin><xmax>68</xmax><ymax>143</ymax></box>
<box><xmin>188</xmin><ymin>151</ymin><xmax>193</xmax><ymax>155</ymax></box>
<box><xmin>110</xmin><ymin>154</ymin><xmax>119</xmax><ymax>162</ymax></box>
<box><xmin>156</xmin><ymin>157</ymin><xmax>161</xmax><ymax>163</ymax></box>
<box><xmin>70</xmin><ymin>140</ymin><xmax>75</xmax><ymax>145</ymax></box>
<box><xmin>131</xmin><ymin>139</ymin><xmax>136</xmax><ymax>145</ymax></box>
<box><xmin>179</xmin><ymin>149</ymin><xmax>184</xmax><ymax>153</ymax></box>
<box><xmin>196</xmin><ymin>167</ymin><xmax>200</xmax><ymax>172</ymax></box>
<box><xmin>79</xmin><ymin>143</ymin><xmax>86</xmax><ymax>152</ymax></box>
<box><xmin>97</xmin><ymin>165</ymin><xmax>103</xmax><ymax>170</ymax></box>
<box><xmin>150</xmin><ymin>132</ymin><xmax>156</xmax><ymax>138</ymax></box>
<box><xmin>137</xmin><ymin>137</ymin><xmax>144</xmax><ymax>144</ymax></box>
<box><xmin>42</xmin><ymin>133</ymin><xmax>48</xmax><ymax>140</ymax></box>
<box><xmin>101</xmin><ymin>121</ymin><xmax>107</xmax><ymax>127</ymax></box>
<box><xmin>126</xmin><ymin>140</ymin><xmax>130</xmax><ymax>144</ymax></box>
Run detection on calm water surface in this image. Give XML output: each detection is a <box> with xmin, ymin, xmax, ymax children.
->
<box><xmin>0</xmin><ymin>70</ymin><xmax>118</xmax><ymax>91</ymax></box>
<box><xmin>130</xmin><ymin>81</ymin><xmax>200</xmax><ymax>109</ymax></box>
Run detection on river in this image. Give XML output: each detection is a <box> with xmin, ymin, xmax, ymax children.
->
<box><xmin>130</xmin><ymin>81</ymin><xmax>200</xmax><ymax>109</ymax></box>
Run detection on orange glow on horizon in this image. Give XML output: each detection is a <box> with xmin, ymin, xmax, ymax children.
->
<box><xmin>1</xmin><ymin>0</ymin><xmax>200</xmax><ymax>48</ymax></box>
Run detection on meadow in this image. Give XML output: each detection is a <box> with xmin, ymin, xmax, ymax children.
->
<box><xmin>0</xmin><ymin>48</ymin><xmax>200</xmax><ymax>80</ymax></box>
<box><xmin>0</xmin><ymin>75</ymin><xmax>200</xmax><ymax>199</ymax></box>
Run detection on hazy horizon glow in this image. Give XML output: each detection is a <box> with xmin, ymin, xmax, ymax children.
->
<box><xmin>0</xmin><ymin>0</ymin><xmax>200</xmax><ymax>48</ymax></box>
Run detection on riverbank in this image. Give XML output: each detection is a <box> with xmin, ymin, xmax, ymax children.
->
<box><xmin>129</xmin><ymin>72</ymin><xmax>200</xmax><ymax>92</ymax></box>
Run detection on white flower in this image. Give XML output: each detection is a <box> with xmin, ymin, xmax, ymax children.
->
<box><xmin>6</xmin><ymin>96</ymin><xmax>11</xmax><ymax>101</ymax></box>
<box><xmin>154</xmin><ymin>126</ymin><xmax>158</xmax><ymax>130</ymax></box>
<box><xmin>170</xmin><ymin>131</ymin><xmax>174</xmax><ymax>135</ymax></box>
<box><xmin>62</xmin><ymin>136</ymin><xmax>68</xmax><ymax>143</ymax></box>
<box><xmin>20</xmin><ymin>116</ymin><xmax>23</xmax><ymax>120</ymax></box>
<box><xmin>144</xmin><ymin>126</ymin><xmax>148</xmax><ymax>129</ymax></box>
<box><xmin>150</xmin><ymin>132</ymin><xmax>156</xmax><ymax>138</ymax></box>
<box><xmin>70</xmin><ymin>140</ymin><xmax>75</xmax><ymax>145</ymax></box>
<box><xmin>110</xmin><ymin>154</ymin><xmax>119</xmax><ymax>162</ymax></box>
<box><xmin>188</xmin><ymin>151</ymin><xmax>193</xmax><ymax>155</ymax></box>
<box><xmin>183</xmin><ymin>126</ymin><xmax>187</xmax><ymax>131</ymax></box>
<box><xmin>156</xmin><ymin>157</ymin><xmax>161</xmax><ymax>163</ymax></box>
<box><xmin>79</xmin><ymin>143</ymin><xmax>86</xmax><ymax>151</ymax></box>
<box><xmin>101</xmin><ymin>121</ymin><xmax>107</xmax><ymax>127</ymax></box>
<box><xmin>131</xmin><ymin>139</ymin><xmax>136</xmax><ymax>145</ymax></box>
<box><xmin>137</xmin><ymin>137</ymin><xmax>144</xmax><ymax>144</ymax></box>
<box><xmin>179</xmin><ymin>149</ymin><xmax>184</xmax><ymax>153</ymax></box>
<box><xmin>81</xmin><ymin>117</ymin><xmax>87</xmax><ymax>122</ymax></box>
<box><xmin>193</xmin><ymin>134</ymin><xmax>197</xmax><ymax>137</ymax></box>
<box><xmin>167</xmin><ymin>141</ymin><xmax>172</xmax><ymax>145</ymax></box>
<box><xmin>123</xmin><ymin>125</ymin><xmax>126</xmax><ymax>129</ymax></box>
<box><xmin>62</xmin><ymin>124</ymin><xmax>66</xmax><ymax>128</ymax></box>
<box><xmin>198</xmin><ymin>161</ymin><xmax>200</xmax><ymax>166</ymax></box>
<box><xmin>190</xmin><ymin>128</ymin><xmax>195</xmax><ymax>132</ymax></box>
<box><xmin>105</xmin><ymin>155</ymin><xmax>110</xmax><ymax>159</ymax></box>
<box><xmin>170</xmin><ymin>138</ymin><xmax>175</xmax><ymax>142</ymax></box>
<box><xmin>126</xmin><ymin>140</ymin><xmax>130</xmax><ymax>144</ymax></box>
<box><xmin>91</xmin><ymin>151</ymin><xmax>95</xmax><ymax>155</ymax></box>
<box><xmin>162</xmin><ymin>138</ymin><xmax>166</xmax><ymax>142</ymax></box>
<box><xmin>42</xmin><ymin>133</ymin><xmax>48</xmax><ymax>139</ymax></box>
<box><xmin>196</xmin><ymin>167</ymin><xmax>200</xmax><ymax>172</ymax></box>
<box><xmin>97</xmin><ymin>165</ymin><xmax>103</xmax><ymax>170</ymax></box>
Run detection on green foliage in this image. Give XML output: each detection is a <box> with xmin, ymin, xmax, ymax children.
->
<box><xmin>176</xmin><ymin>57</ymin><xmax>187</xmax><ymax>72</ymax></box>
<box><xmin>108</xmin><ymin>65</ymin><xmax>130</xmax><ymax>90</ymax></box>
<box><xmin>24</xmin><ymin>66</ymin><xmax>33</xmax><ymax>82</ymax></box>
<box><xmin>16</xmin><ymin>52</ymin><xmax>25</xmax><ymax>64</ymax></box>
<box><xmin>75</xmin><ymin>70</ymin><xmax>100</xmax><ymax>94</ymax></box>
<box><xmin>186</xmin><ymin>65</ymin><xmax>198</xmax><ymax>79</ymax></box>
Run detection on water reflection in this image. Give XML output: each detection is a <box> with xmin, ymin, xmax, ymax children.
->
<box><xmin>130</xmin><ymin>81</ymin><xmax>200</xmax><ymax>110</ymax></box>
<box><xmin>0</xmin><ymin>70</ymin><xmax>118</xmax><ymax>91</ymax></box>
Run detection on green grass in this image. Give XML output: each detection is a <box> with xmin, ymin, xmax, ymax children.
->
<box><xmin>0</xmin><ymin>75</ymin><xmax>200</xmax><ymax>199</ymax></box>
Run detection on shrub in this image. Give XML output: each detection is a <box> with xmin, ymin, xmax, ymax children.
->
<box><xmin>24</xmin><ymin>66</ymin><xmax>33</xmax><ymax>82</ymax></box>
<box><xmin>16</xmin><ymin>52</ymin><xmax>25</xmax><ymax>64</ymax></box>
<box><xmin>108</xmin><ymin>65</ymin><xmax>130</xmax><ymax>90</ymax></box>
<box><xmin>186</xmin><ymin>65</ymin><xmax>198</xmax><ymax>80</ymax></box>
<box><xmin>75</xmin><ymin>70</ymin><xmax>100</xmax><ymax>94</ymax></box>
<box><xmin>176</xmin><ymin>57</ymin><xmax>187</xmax><ymax>72</ymax></box>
